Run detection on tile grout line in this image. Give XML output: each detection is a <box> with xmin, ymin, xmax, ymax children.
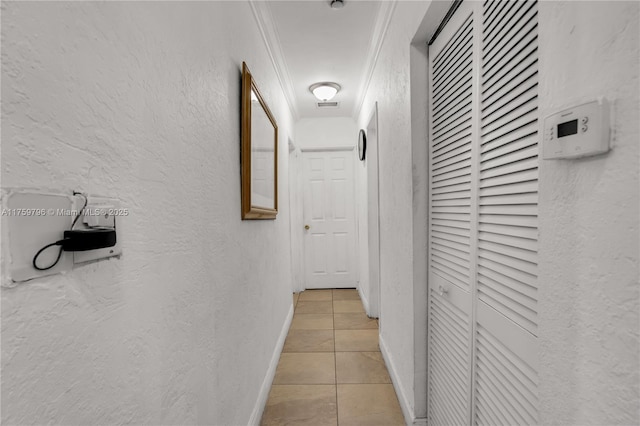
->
<box><xmin>333</xmin><ymin>289</ymin><xmax>340</xmax><ymax>426</ymax></box>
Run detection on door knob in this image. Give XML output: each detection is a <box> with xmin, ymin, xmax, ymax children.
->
<box><xmin>438</xmin><ymin>285</ymin><xmax>448</xmax><ymax>297</ymax></box>
<box><xmin>304</xmin><ymin>225</ymin><xmax>310</xmax><ymax>230</ymax></box>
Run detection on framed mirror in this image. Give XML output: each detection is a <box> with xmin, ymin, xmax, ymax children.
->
<box><xmin>241</xmin><ymin>62</ymin><xmax>278</xmax><ymax>220</ymax></box>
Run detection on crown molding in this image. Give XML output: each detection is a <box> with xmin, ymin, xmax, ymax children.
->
<box><xmin>352</xmin><ymin>0</ymin><xmax>398</xmax><ymax>120</ymax></box>
<box><xmin>249</xmin><ymin>1</ymin><xmax>300</xmax><ymax>121</ymax></box>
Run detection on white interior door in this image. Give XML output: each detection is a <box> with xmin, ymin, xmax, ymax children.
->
<box><xmin>302</xmin><ymin>149</ymin><xmax>357</xmax><ymax>289</ymax></box>
<box><xmin>427</xmin><ymin>1</ymin><xmax>540</xmax><ymax>425</ymax></box>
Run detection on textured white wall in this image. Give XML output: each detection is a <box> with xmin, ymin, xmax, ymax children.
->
<box><xmin>356</xmin><ymin>1</ymin><xmax>431</xmax><ymax>421</ymax></box>
<box><xmin>537</xmin><ymin>2</ymin><xmax>639</xmax><ymax>424</ymax></box>
<box><xmin>1</xmin><ymin>2</ymin><xmax>294</xmax><ymax>425</ymax></box>
<box><xmin>295</xmin><ymin>117</ymin><xmax>358</xmax><ymax>149</ymax></box>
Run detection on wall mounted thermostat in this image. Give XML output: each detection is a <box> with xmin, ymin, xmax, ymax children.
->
<box><xmin>542</xmin><ymin>98</ymin><xmax>610</xmax><ymax>159</ymax></box>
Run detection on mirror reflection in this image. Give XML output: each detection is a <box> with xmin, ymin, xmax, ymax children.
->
<box><xmin>251</xmin><ymin>90</ymin><xmax>276</xmax><ymax>210</ymax></box>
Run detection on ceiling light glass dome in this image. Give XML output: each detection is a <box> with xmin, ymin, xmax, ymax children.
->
<box><xmin>309</xmin><ymin>82</ymin><xmax>341</xmax><ymax>101</ymax></box>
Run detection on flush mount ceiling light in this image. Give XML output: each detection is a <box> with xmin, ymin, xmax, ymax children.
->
<box><xmin>330</xmin><ymin>0</ymin><xmax>344</xmax><ymax>9</ymax></box>
<box><xmin>309</xmin><ymin>82</ymin><xmax>341</xmax><ymax>101</ymax></box>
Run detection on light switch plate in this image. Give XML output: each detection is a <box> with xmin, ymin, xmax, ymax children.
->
<box><xmin>83</xmin><ymin>203</ymin><xmax>115</xmax><ymax>228</ymax></box>
<box><xmin>2</xmin><ymin>190</ymin><xmax>75</xmax><ymax>284</ymax></box>
<box><xmin>73</xmin><ymin>196</ymin><xmax>122</xmax><ymax>264</ymax></box>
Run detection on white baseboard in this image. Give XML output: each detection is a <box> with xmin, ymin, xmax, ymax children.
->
<box><xmin>379</xmin><ymin>334</ymin><xmax>420</xmax><ymax>425</ymax></box>
<box><xmin>247</xmin><ymin>303</ymin><xmax>294</xmax><ymax>426</ymax></box>
<box><xmin>358</xmin><ymin>286</ymin><xmax>371</xmax><ymax>317</ymax></box>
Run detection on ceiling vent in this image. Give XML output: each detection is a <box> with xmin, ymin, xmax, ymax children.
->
<box><xmin>316</xmin><ymin>101</ymin><xmax>339</xmax><ymax>108</ymax></box>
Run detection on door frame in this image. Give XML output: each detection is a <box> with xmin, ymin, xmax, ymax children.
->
<box><xmin>365</xmin><ymin>104</ymin><xmax>381</xmax><ymax>319</ymax></box>
<box><xmin>288</xmin><ymin>137</ymin><xmax>305</xmax><ymax>294</ymax></box>
<box><xmin>299</xmin><ymin>146</ymin><xmax>359</xmax><ymax>290</ymax></box>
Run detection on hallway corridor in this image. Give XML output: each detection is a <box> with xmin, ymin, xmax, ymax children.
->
<box><xmin>261</xmin><ymin>289</ymin><xmax>404</xmax><ymax>425</ymax></box>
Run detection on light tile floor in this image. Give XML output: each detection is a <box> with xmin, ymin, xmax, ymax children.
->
<box><xmin>261</xmin><ymin>289</ymin><xmax>405</xmax><ymax>426</ymax></box>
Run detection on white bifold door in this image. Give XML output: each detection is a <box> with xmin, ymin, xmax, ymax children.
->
<box><xmin>428</xmin><ymin>0</ymin><xmax>540</xmax><ymax>424</ymax></box>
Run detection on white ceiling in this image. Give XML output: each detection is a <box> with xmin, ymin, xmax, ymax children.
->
<box><xmin>264</xmin><ymin>1</ymin><xmax>383</xmax><ymax>119</ymax></box>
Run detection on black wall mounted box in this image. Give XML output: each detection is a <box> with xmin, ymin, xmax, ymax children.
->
<box><xmin>62</xmin><ymin>229</ymin><xmax>117</xmax><ymax>252</ymax></box>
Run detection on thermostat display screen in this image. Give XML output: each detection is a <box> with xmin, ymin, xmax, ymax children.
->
<box><xmin>557</xmin><ymin>119</ymin><xmax>578</xmax><ymax>138</ymax></box>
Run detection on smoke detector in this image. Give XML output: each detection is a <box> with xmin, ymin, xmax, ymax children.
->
<box><xmin>330</xmin><ymin>0</ymin><xmax>344</xmax><ymax>9</ymax></box>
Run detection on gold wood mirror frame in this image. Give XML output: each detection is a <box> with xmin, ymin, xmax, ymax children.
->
<box><xmin>241</xmin><ymin>62</ymin><xmax>278</xmax><ymax>220</ymax></box>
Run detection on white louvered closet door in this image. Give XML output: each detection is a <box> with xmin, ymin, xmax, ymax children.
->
<box><xmin>428</xmin><ymin>2</ymin><xmax>477</xmax><ymax>425</ymax></box>
<box><xmin>428</xmin><ymin>1</ymin><xmax>540</xmax><ymax>425</ymax></box>
<box><xmin>474</xmin><ymin>0</ymin><xmax>539</xmax><ymax>424</ymax></box>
